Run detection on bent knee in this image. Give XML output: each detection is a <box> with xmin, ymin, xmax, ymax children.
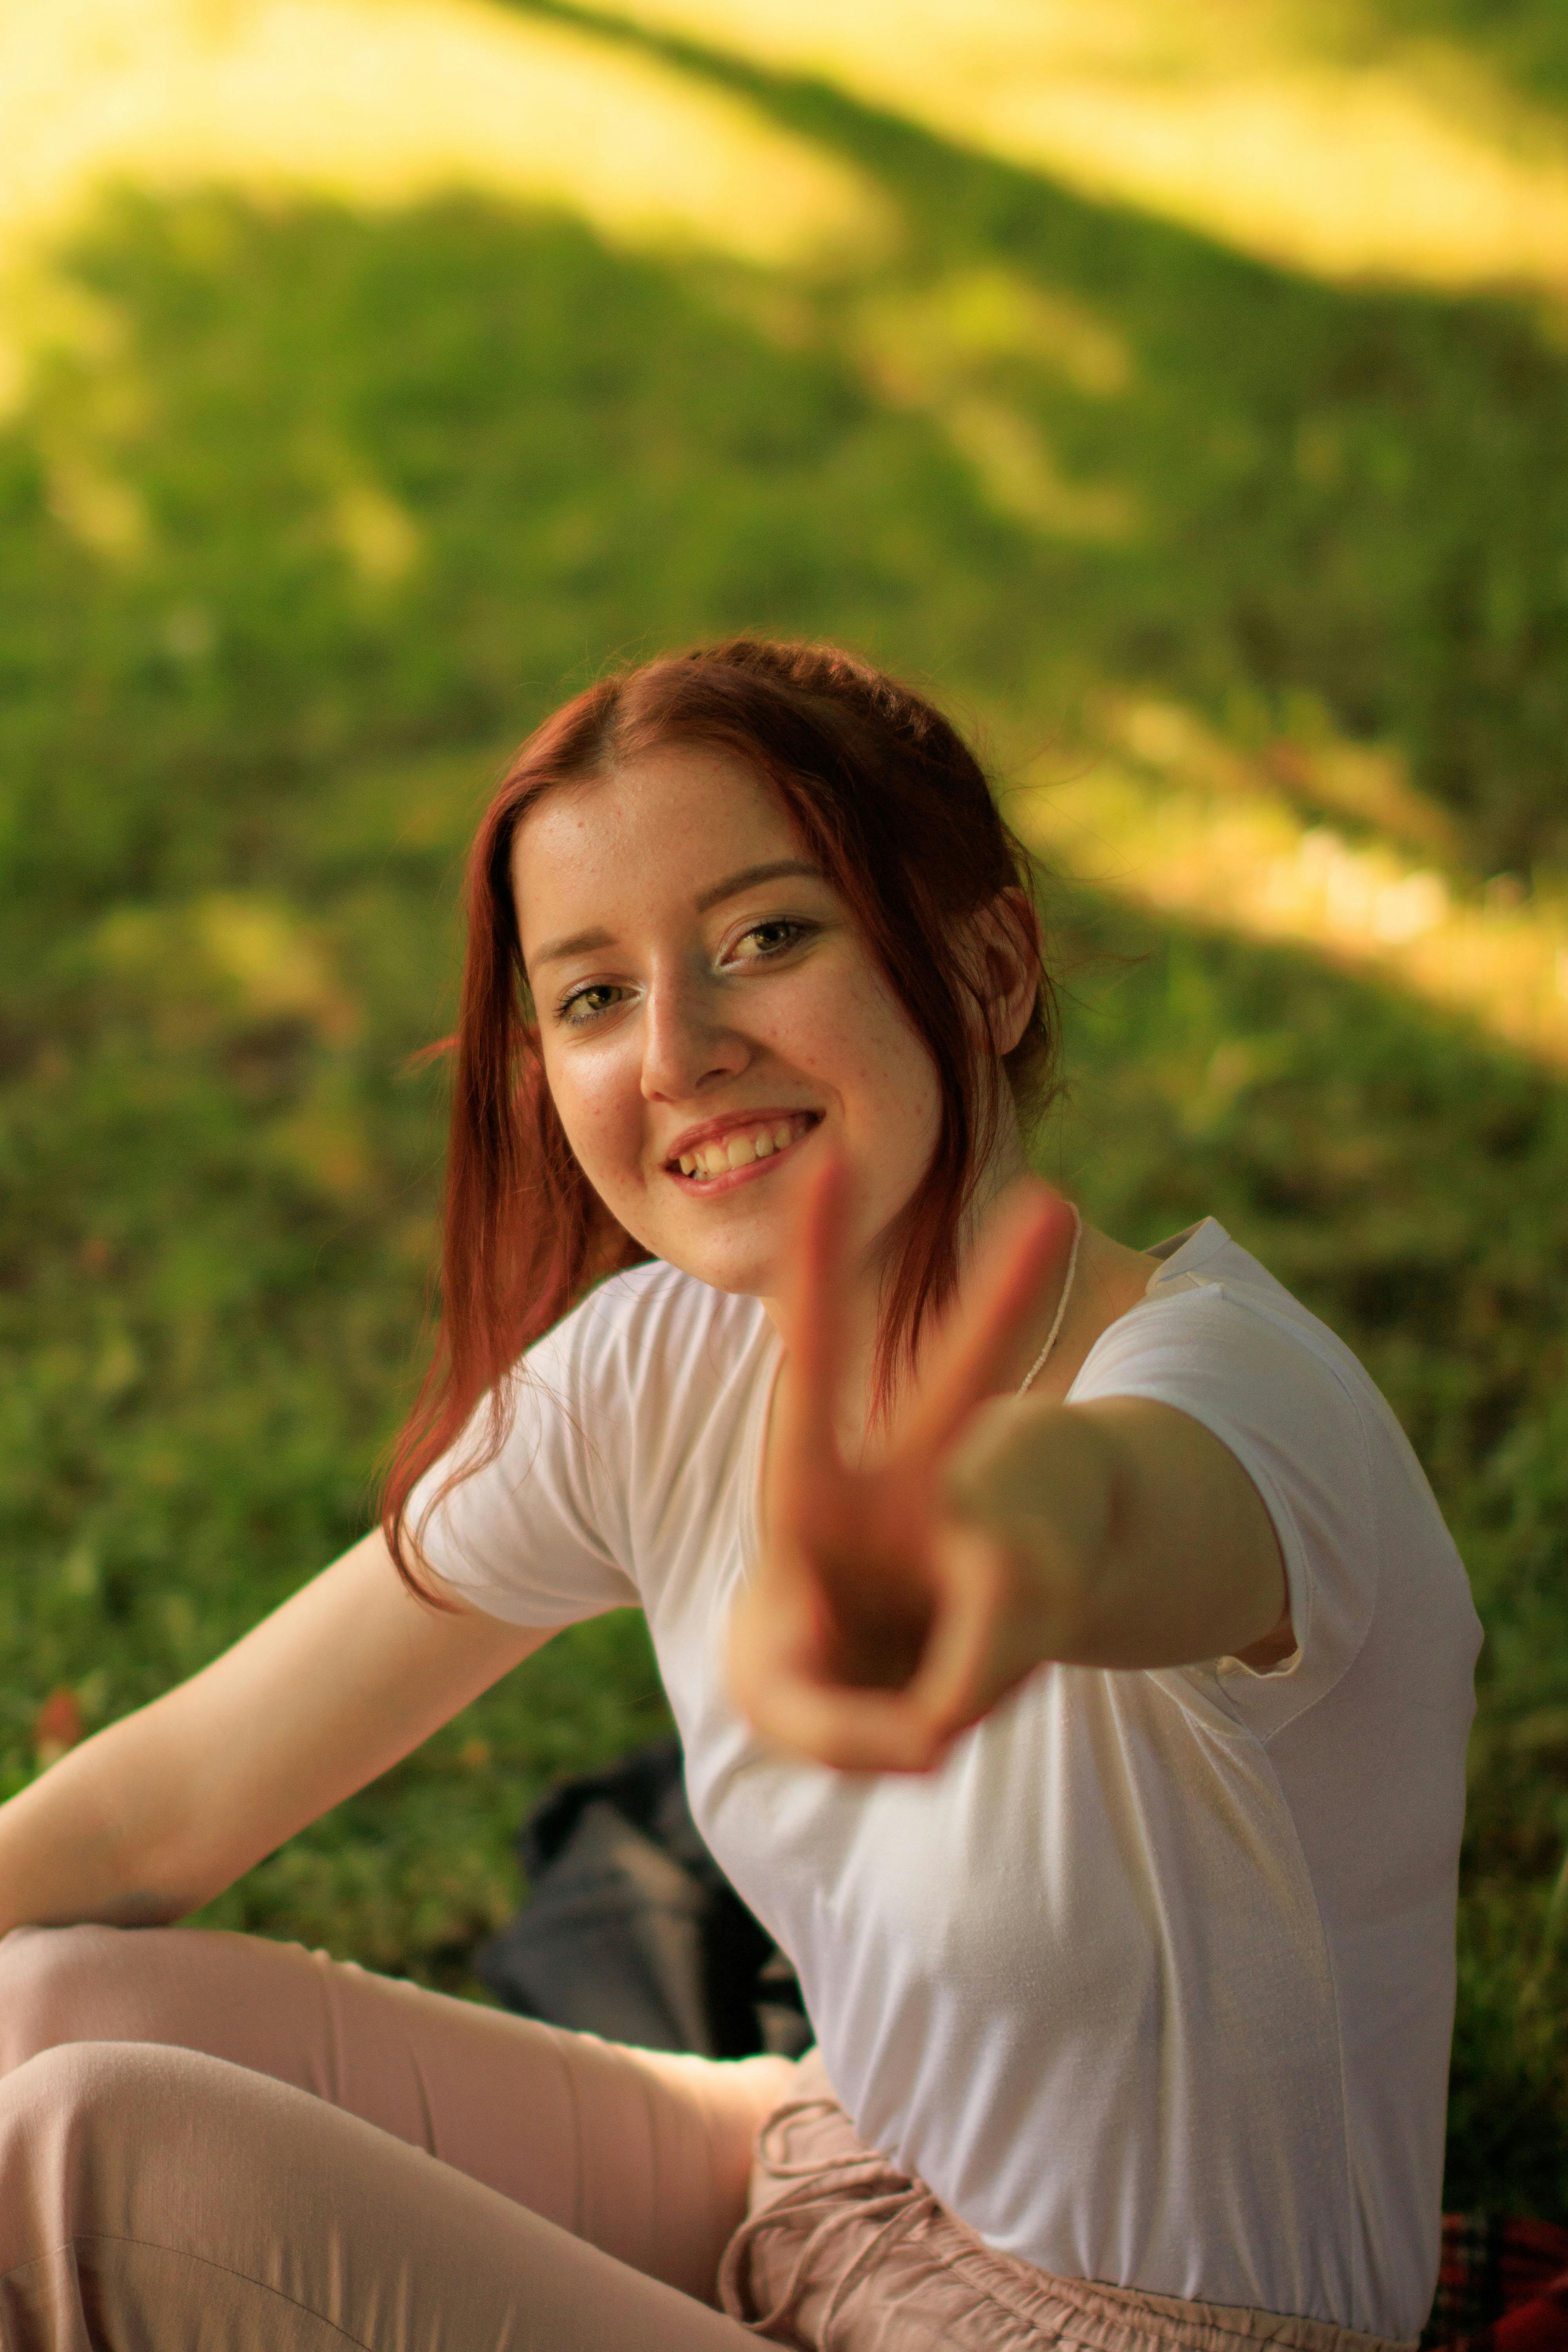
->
<box><xmin>0</xmin><ymin>1922</ymin><xmax>189</xmax><ymax>2076</ymax></box>
<box><xmin>0</xmin><ymin>2033</ymin><xmax>147</xmax><ymax>2120</ymax></box>
<box><xmin>0</xmin><ymin>2038</ymin><xmax>267</xmax><ymax>2217</ymax></box>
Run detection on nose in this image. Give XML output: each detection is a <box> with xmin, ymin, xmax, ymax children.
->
<box><xmin>639</xmin><ymin>964</ymin><xmax>750</xmax><ymax>1103</ymax></box>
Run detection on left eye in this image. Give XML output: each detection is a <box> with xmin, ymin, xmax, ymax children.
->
<box><xmin>731</xmin><ymin>920</ymin><xmax>808</xmax><ymax>962</ymax></box>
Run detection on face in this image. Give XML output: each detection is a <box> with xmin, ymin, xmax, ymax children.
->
<box><xmin>511</xmin><ymin>744</ymin><xmax>944</xmax><ymax>1305</ymax></box>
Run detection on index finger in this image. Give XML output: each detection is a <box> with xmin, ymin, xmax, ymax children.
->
<box><xmin>903</xmin><ymin>1181</ymin><xmax>1079</xmax><ymax>1457</ymax></box>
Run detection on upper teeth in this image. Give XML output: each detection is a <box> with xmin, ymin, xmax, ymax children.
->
<box><xmin>677</xmin><ymin>1119</ymin><xmax>809</xmax><ymax>1178</ymax></box>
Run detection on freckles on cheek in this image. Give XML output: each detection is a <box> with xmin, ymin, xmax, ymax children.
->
<box><xmin>545</xmin><ymin>1052</ymin><xmax>643</xmax><ymax>1192</ymax></box>
<box><xmin>820</xmin><ymin>968</ymin><xmax>938</xmax><ymax>1129</ymax></box>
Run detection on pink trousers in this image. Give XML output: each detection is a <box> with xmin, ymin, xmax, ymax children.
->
<box><xmin>0</xmin><ymin>1922</ymin><xmax>1417</xmax><ymax>2352</ymax></box>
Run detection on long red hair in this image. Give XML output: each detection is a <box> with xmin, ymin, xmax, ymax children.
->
<box><xmin>381</xmin><ymin>638</ymin><xmax>1060</xmax><ymax>1606</ymax></box>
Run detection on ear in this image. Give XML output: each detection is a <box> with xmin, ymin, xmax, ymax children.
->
<box><xmin>964</xmin><ymin>887</ymin><xmax>1041</xmax><ymax>1058</ymax></box>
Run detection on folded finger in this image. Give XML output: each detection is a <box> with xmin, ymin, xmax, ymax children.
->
<box><xmin>901</xmin><ymin>1521</ymin><xmax>1017</xmax><ymax>1743</ymax></box>
<box><xmin>733</xmin><ymin>1662</ymin><xmax>961</xmax><ymax>1776</ymax></box>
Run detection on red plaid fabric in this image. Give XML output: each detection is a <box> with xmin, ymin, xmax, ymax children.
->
<box><xmin>1423</xmin><ymin>2216</ymin><xmax>1568</xmax><ymax>2352</ymax></box>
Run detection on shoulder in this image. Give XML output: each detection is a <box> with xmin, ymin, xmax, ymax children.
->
<box><xmin>1100</xmin><ymin>1232</ymin><xmax>1472</xmax><ymax>1600</ymax></box>
<box><xmin>1071</xmin><ymin>1220</ymin><xmax>1414</xmax><ymax>1612</ymax></box>
<box><xmin>1078</xmin><ymin>1221</ymin><xmax>1375</xmax><ymax>1433</ymax></box>
<box><xmin>1078</xmin><ymin>1220</ymin><xmax>1476</xmax><ymax>1722</ymax></box>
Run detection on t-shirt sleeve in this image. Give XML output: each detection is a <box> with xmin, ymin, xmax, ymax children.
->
<box><xmin>1068</xmin><ymin>1281</ymin><xmax>1379</xmax><ymax>1738</ymax></box>
<box><xmin>403</xmin><ymin>1296</ymin><xmax>639</xmax><ymax>1628</ymax></box>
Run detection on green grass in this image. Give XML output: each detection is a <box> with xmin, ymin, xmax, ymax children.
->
<box><xmin>5</xmin><ymin>0</ymin><xmax>1568</xmax><ymax>2218</ymax></box>
<box><xmin>1334</xmin><ymin>0</ymin><xmax>1568</xmax><ymax>109</ymax></box>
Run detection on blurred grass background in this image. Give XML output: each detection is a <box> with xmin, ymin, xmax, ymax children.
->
<box><xmin>6</xmin><ymin>0</ymin><xmax>1568</xmax><ymax>2223</ymax></box>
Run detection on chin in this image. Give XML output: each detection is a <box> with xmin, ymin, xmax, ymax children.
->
<box><xmin>630</xmin><ymin>1218</ymin><xmax>777</xmax><ymax>1300</ymax></box>
<box><xmin>666</xmin><ymin>1243</ymin><xmax>776</xmax><ymax>1299</ymax></box>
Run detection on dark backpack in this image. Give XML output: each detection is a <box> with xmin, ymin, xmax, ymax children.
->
<box><xmin>470</xmin><ymin>1739</ymin><xmax>811</xmax><ymax>2059</ymax></box>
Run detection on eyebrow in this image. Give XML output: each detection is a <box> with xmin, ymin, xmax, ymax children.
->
<box><xmin>528</xmin><ymin>859</ymin><xmax>823</xmax><ymax>969</ymax></box>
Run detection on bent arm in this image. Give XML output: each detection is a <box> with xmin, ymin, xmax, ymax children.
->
<box><xmin>0</xmin><ymin>1529</ymin><xmax>556</xmax><ymax>1936</ymax></box>
<box><xmin>947</xmin><ymin>1394</ymin><xmax>1292</xmax><ymax>1674</ymax></box>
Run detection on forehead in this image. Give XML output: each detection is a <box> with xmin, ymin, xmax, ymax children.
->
<box><xmin>510</xmin><ymin>745</ymin><xmax>807</xmax><ymax>944</ymax></box>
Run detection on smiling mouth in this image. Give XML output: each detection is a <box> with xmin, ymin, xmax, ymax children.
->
<box><xmin>669</xmin><ymin>1112</ymin><xmax>820</xmax><ymax>1183</ymax></box>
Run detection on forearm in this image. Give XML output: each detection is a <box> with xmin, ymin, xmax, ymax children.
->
<box><xmin>0</xmin><ymin>1712</ymin><xmax>191</xmax><ymax>1938</ymax></box>
<box><xmin>946</xmin><ymin>1394</ymin><xmax>1288</xmax><ymax>1672</ymax></box>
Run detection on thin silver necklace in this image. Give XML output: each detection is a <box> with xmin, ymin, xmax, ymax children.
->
<box><xmin>1016</xmin><ymin>1205</ymin><xmax>1083</xmax><ymax>1396</ymax></box>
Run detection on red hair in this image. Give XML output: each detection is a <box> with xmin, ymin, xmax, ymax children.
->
<box><xmin>381</xmin><ymin>638</ymin><xmax>1060</xmax><ymax>1607</ymax></box>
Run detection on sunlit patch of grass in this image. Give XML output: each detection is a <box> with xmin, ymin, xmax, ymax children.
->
<box><xmin>0</xmin><ymin>0</ymin><xmax>892</xmax><ymax>411</ymax></box>
<box><xmin>849</xmin><ymin>268</ymin><xmax>1140</xmax><ymax>541</ymax></box>
<box><xmin>590</xmin><ymin>0</ymin><xmax>1568</xmax><ymax>292</ymax></box>
<box><xmin>1014</xmin><ymin>708</ymin><xmax>1568</xmax><ymax>1072</ymax></box>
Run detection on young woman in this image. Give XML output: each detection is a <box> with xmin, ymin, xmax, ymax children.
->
<box><xmin>0</xmin><ymin>639</ymin><xmax>1480</xmax><ymax>2352</ymax></box>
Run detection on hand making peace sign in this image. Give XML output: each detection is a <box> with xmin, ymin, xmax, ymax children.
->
<box><xmin>727</xmin><ymin>1151</ymin><xmax>1083</xmax><ymax>1775</ymax></box>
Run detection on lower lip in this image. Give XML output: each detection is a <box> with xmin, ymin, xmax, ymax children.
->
<box><xmin>666</xmin><ymin>1119</ymin><xmax>819</xmax><ymax>1196</ymax></box>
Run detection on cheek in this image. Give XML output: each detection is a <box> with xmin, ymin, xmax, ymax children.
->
<box><xmin>780</xmin><ymin>960</ymin><xmax>942</xmax><ymax>1134</ymax></box>
<box><xmin>540</xmin><ymin>1041</ymin><xmax>642</xmax><ymax>1178</ymax></box>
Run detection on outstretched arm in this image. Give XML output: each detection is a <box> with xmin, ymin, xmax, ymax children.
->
<box><xmin>727</xmin><ymin>1156</ymin><xmax>1289</xmax><ymax>1775</ymax></box>
<box><xmin>943</xmin><ymin>1388</ymin><xmax>1290</xmax><ymax>1676</ymax></box>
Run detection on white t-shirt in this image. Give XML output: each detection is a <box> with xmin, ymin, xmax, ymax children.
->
<box><xmin>409</xmin><ymin>1218</ymin><xmax>1481</xmax><ymax>2340</ymax></box>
